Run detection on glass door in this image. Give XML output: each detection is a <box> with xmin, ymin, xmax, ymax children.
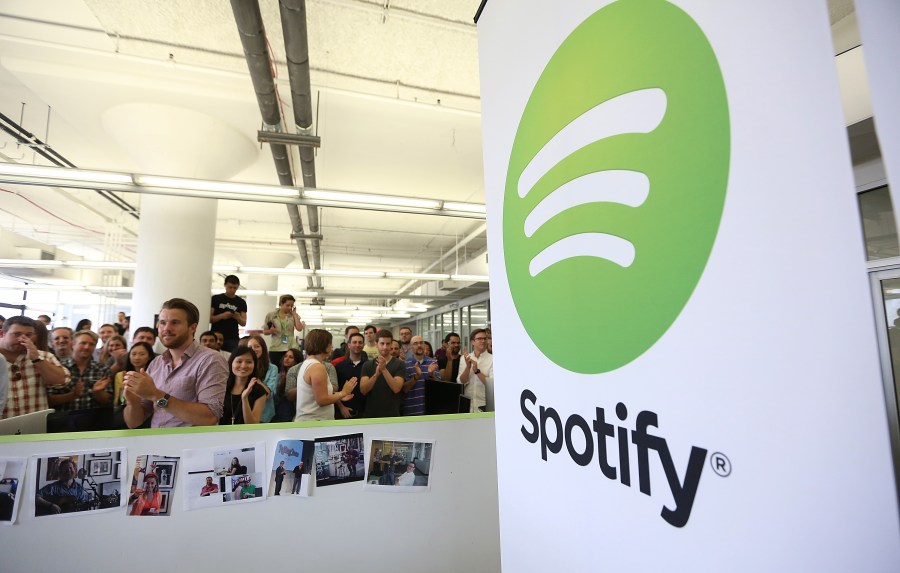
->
<box><xmin>868</xmin><ymin>262</ymin><xmax>900</xmax><ymax>498</ymax></box>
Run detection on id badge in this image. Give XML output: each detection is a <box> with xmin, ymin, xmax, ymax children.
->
<box><xmin>282</xmin><ymin>335</ymin><xmax>289</xmax><ymax>345</ymax></box>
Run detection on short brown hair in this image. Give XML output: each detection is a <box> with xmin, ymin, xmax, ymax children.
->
<box><xmin>376</xmin><ymin>329</ymin><xmax>394</xmax><ymax>342</ymax></box>
<box><xmin>73</xmin><ymin>330</ymin><xmax>99</xmax><ymax>343</ymax></box>
<box><xmin>305</xmin><ymin>329</ymin><xmax>333</xmax><ymax>355</ymax></box>
<box><xmin>161</xmin><ymin>298</ymin><xmax>200</xmax><ymax>326</ymax></box>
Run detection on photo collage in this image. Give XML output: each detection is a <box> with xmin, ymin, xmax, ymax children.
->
<box><xmin>0</xmin><ymin>435</ymin><xmax>437</xmax><ymax>524</ymax></box>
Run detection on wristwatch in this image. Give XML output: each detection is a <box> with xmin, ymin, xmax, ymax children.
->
<box><xmin>473</xmin><ymin>368</ymin><xmax>481</xmax><ymax>375</ymax></box>
<box><xmin>156</xmin><ymin>393</ymin><xmax>171</xmax><ymax>408</ymax></box>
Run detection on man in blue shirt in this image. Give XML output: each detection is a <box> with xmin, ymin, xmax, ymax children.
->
<box><xmin>35</xmin><ymin>458</ymin><xmax>91</xmax><ymax>515</ymax></box>
<box><xmin>402</xmin><ymin>336</ymin><xmax>440</xmax><ymax>416</ymax></box>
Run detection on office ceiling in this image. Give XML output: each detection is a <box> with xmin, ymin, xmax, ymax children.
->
<box><xmin>0</xmin><ymin>0</ymin><xmax>871</xmax><ymax>323</ymax></box>
<box><xmin>0</xmin><ymin>0</ymin><xmax>486</xmax><ymax>317</ymax></box>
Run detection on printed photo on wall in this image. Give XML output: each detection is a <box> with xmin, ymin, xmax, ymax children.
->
<box><xmin>314</xmin><ymin>433</ymin><xmax>365</xmax><ymax>487</ymax></box>
<box><xmin>182</xmin><ymin>442</ymin><xmax>266</xmax><ymax>511</ymax></box>
<box><xmin>364</xmin><ymin>439</ymin><xmax>434</xmax><ymax>492</ymax></box>
<box><xmin>269</xmin><ymin>439</ymin><xmax>314</xmax><ymax>498</ymax></box>
<box><xmin>29</xmin><ymin>449</ymin><xmax>126</xmax><ymax>518</ymax></box>
<box><xmin>225</xmin><ymin>473</ymin><xmax>265</xmax><ymax>501</ymax></box>
<box><xmin>126</xmin><ymin>455</ymin><xmax>180</xmax><ymax>516</ymax></box>
<box><xmin>0</xmin><ymin>458</ymin><xmax>27</xmax><ymax>525</ymax></box>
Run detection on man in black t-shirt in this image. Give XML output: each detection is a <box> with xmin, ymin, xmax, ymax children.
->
<box><xmin>359</xmin><ymin>330</ymin><xmax>406</xmax><ymax>418</ymax></box>
<box><xmin>438</xmin><ymin>332</ymin><xmax>462</xmax><ymax>383</ymax></box>
<box><xmin>335</xmin><ymin>332</ymin><xmax>368</xmax><ymax>417</ymax></box>
<box><xmin>209</xmin><ymin>275</ymin><xmax>247</xmax><ymax>352</ymax></box>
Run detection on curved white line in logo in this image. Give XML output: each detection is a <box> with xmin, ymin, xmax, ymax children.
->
<box><xmin>529</xmin><ymin>233</ymin><xmax>636</xmax><ymax>277</ymax></box>
<box><xmin>517</xmin><ymin>88</ymin><xmax>667</xmax><ymax>199</ymax></box>
<box><xmin>523</xmin><ymin>170</ymin><xmax>650</xmax><ymax>237</ymax></box>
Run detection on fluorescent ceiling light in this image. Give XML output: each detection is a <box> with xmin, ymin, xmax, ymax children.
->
<box><xmin>89</xmin><ymin>286</ymin><xmax>134</xmax><ymax>293</ymax></box>
<box><xmin>240</xmin><ymin>266</ymin><xmax>314</xmax><ymax>275</ymax></box>
<box><xmin>134</xmin><ymin>175</ymin><xmax>297</xmax><ymax>198</ymax></box>
<box><xmin>0</xmin><ymin>259</ymin><xmax>64</xmax><ymax>268</ymax></box>
<box><xmin>442</xmin><ymin>202</ymin><xmax>487</xmax><ymax>214</ymax></box>
<box><xmin>0</xmin><ymin>163</ymin><xmax>132</xmax><ymax>184</ymax></box>
<box><xmin>264</xmin><ymin>290</ymin><xmax>319</xmax><ymax>297</ymax></box>
<box><xmin>2</xmin><ymin>284</ymin><xmax>81</xmax><ymax>291</ymax></box>
<box><xmin>450</xmin><ymin>274</ymin><xmax>490</xmax><ymax>282</ymax></box>
<box><xmin>394</xmin><ymin>306</ymin><xmax>429</xmax><ymax>313</ymax></box>
<box><xmin>0</xmin><ymin>162</ymin><xmax>485</xmax><ymax>219</ymax></box>
<box><xmin>385</xmin><ymin>272</ymin><xmax>451</xmax><ymax>280</ymax></box>
<box><xmin>64</xmin><ymin>261</ymin><xmax>137</xmax><ymax>270</ymax></box>
<box><xmin>315</xmin><ymin>269</ymin><xmax>386</xmax><ymax>278</ymax></box>
<box><xmin>303</xmin><ymin>189</ymin><xmax>441</xmax><ymax>210</ymax></box>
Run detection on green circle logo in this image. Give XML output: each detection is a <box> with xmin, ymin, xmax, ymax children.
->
<box><xmin>504</xmin><ymin>0</ymin><xmax>730</xmax><ymax>374</ymax></box>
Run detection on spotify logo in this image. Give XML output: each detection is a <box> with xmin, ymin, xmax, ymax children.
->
<box><xmin>504</xmin><ymin>0</ymin><xmax>730</xmax><ymax>373</ymax></box>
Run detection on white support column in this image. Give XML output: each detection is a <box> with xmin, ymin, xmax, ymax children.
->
<box><xmin>101</xmin><ymin>103</ymin><xmax>257</xmax><ymax>340</ymax></box>
<box><xmin>131</xmin><ymin>195</ymin><xmax>218</xmax><ymax>336</ymax></box>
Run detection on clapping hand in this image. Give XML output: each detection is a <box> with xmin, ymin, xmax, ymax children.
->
<box><xmin>341</xmin><ymin>377</ymin><xmax>358</xmax><ymax>402</ymax></box>
<box><xmin>242</xmin><ymin>378</ymin><xmax>259</xmax><ymax>399</ymax></box>
<box><xmin>92</xmin><ymin>376</ymin><xmax>111</xmax><ymax>392</ymax></box>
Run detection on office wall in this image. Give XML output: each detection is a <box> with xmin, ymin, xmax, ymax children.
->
<box><xmin>0</xmin><ymin>415</ymin><xmax>500</xmax><ymax>573</ymax></box>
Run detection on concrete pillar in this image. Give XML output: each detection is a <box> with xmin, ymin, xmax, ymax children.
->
<box><xmin>131</xmin><ymin>195</ymin><xmax>218</xmax><ymax>335</ymax></box>
<box><xmin>101</xmin><ymin>103</ymin><xmax>257</xmax><ymax>339</ymax></box>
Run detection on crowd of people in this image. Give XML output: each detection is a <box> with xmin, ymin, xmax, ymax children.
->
<box><xmin>0</xmin><ymin>275</ymin><xmax>494</xmax><ymax>432</ymax></box>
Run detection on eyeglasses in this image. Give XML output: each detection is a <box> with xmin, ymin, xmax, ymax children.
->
<box><xmin>473</xmin><ymin>337</ymin><xmax>487</xmax><ymax>341</ymax></box>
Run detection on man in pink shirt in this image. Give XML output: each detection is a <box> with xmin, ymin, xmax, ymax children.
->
<box><xmin>123</xmin><ymin>298</ymin><xmax>227</xmax><ymax>428</ymax></box>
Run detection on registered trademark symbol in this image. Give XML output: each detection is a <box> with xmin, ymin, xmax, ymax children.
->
<box><xmin>710</xmin><ymin>452</ymin><xmax>731</xmax><ymax>477</ymax></box>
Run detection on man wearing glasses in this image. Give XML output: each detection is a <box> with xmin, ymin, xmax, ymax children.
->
<box><xmin>0</xmin><ymin>316</ymin><xmax>69</xmax><ymax>419</ymax></box>
<box><xmin>458</xmin><ymin>328</ymin><xmax>494</xmax><ymax>412</ymax></box>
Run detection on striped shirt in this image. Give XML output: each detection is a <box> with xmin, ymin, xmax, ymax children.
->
<box><xmin>402</xmin><ymin>356</ymin><xmax>439</xmax><ymax>416</ymax></box>
<box><xmin>1</xmin><ymin>350</ymin><xmax>70</xmax><ymax>419</ymax></box>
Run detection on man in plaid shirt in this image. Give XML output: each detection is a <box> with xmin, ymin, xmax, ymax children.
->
<box><xmin>0</xmin><ymin>316</ymin><xmax>69</xmax><ymax>419</ymax></box>
<box><xmin>49</xmin><ymin>330</ymin><xmax>112</xmax><ymax>412</ymax></box>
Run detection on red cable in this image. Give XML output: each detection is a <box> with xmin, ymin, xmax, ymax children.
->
<box><xmin>0</xmin><ymin>188</ymin><xmax>103</xmax><ymax>235</ymax></box>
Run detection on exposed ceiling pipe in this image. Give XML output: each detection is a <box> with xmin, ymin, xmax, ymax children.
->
<box><xmin>279</xmin><ymin>0</ymin><xmax>323</xmax><ymax>288</ymax></box>
<box><xmin>394</xmin><ymin>222</ymin><xmax>487</xmax><ymax>297</ymax></box>
<box><xmin>0</xmin><ymin>111</ymin><xmax>139</xmax><ymax>220</ymax></box>
<box><xmin>230</xmin><ymin>0</ymin><xmax>315</xmax><ymax>289</ymax></box>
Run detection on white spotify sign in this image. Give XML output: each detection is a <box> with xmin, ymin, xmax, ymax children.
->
<box><xmin>477</xmin><ymin>0</ymin><xmax>900</xmax><ymax>570</ymax></box>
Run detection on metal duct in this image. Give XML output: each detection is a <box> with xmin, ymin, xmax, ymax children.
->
<box><xmin>279</xmin><ymin>0</ymin><xmax>323</xmax><ymax>286</ymax></box>
<box><xmin>230</xmin><ymin>0</ymin><xmax>315</xmax><ymax>288</ymax></box>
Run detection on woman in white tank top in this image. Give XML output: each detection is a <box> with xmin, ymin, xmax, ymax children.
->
<box><xmin>295</xmin><ymin>329</ymin><xmax>358</xmax><ymax>421</ymax></box>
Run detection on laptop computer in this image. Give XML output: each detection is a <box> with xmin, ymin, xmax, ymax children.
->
<box><xmin>0</xmin><ymin>409</ymin><xmax>54</xmax><ymax>436</ymax></box>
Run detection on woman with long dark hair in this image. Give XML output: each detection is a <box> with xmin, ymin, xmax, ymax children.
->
<box><xmin>245</xmin><ymin>335</ymin><xmax>278</xmax><ymax>423</ymax></box>
<box><xmin>113</xmin><ymin>342</ymin><xmax>156</xmax><ymax>406</ymax></box>
<box><xmin>75</xmin><ymin>319</ymin><xmax>92</xmax><ymax>333</ymax></box>
<box><xmin>111</xmin><ymin>341</ymin><xmax>156</xmax><ymax>429</ymax></box>
<box><xmin>273</xmin><ymin>348</ymin><xmax>303</xmax><ymax>422</ymax></box>
<box><xmin>220</xmin><ymin>346</ymin><xmax>268</xmax><ymax>425</ymax></box>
